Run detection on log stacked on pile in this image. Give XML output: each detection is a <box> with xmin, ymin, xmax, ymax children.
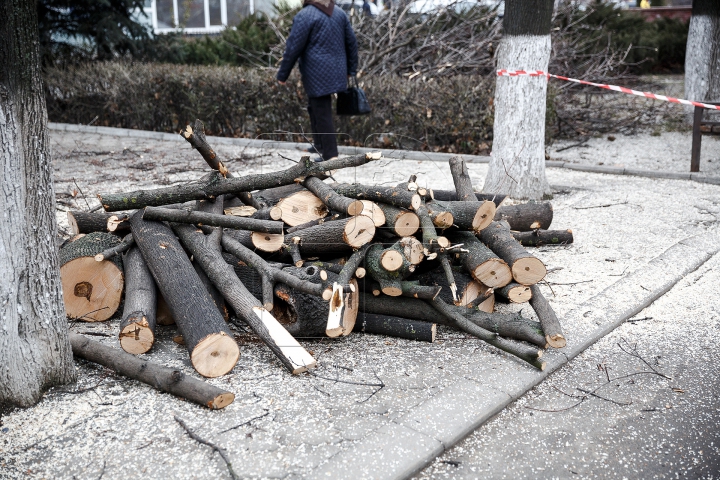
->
<box><xmin>60</xmin><ymin>120</ymin><xmax>574</xmax><ymax>407</ymax></box>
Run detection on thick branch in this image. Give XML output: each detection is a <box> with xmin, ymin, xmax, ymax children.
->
<box><xmin>143</xmin><ymin>206</ymin><xmax>284</xmax><ymax>234</ymax></box>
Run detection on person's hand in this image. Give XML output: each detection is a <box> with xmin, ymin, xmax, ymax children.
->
<box><xmin>278</xmin><ymin>80</ymin><xmax>286</xmax><ymax>86</ymax></box>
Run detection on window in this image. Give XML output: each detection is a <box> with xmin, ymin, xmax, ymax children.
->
<box><xmin>152</xmin><ymin>0</ymin><xmax>255</xmax><ymax>34</ymax></box>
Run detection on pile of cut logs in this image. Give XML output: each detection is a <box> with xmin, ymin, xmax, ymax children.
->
<box><xmin>61</xmin><ymin>120</ymin><xmax>573</xmax><ymax>409</ymax></box>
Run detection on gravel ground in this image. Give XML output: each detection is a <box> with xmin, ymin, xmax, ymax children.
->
<box><xmin>1</xmin><ymin>130</ymin><xmax>718</xmax><ymax>479</ymax></box>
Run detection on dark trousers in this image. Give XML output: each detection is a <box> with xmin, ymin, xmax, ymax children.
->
<box><xmin>307</xmin><ymin>95</ymin><xmax>338</xmax><ymax>160</ymax></box>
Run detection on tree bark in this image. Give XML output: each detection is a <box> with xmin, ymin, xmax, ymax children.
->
<box><xmin>119</xmin><ymin>247</ymin><xmax>157</xmax><ymax>354</ymax></box>
<box><xmin>429</xmin><ymin>200</ymin><xmax>496</xmax><ymax>232</ymax></box>
<box><xmin>181</xmin><ymin>119</ymin><xmax>230</xmax><ymax>176</ymax></box>
<box><xmin>70</xmin><ymin>334</ymin><xmax>234</xmax><ymax>409</ymax></box>
<box><xmin>483</xmin><ymin>0</ymin><xmax>554</xmax><ymax>199</ymax></box>
<box><xmin>430</xmin><ymin>190</ymin><xmax>507</xmax><ymax>207</ymax></box>
<box><xmin>67</xmin><ymin>211</ymin><xmax>120</xmax><ymax>235</ymax></box>
<box><xmin>331</xmin><ymin>183</ymin><xmax>422</xmax><ymax>211</ymax></box>
<box><xmin>284</xmin><ymin>216</ymin><xmax>376</xmax><ymax>256</ymax></box>
<box><xmin>685</xmin><ymin>0</ymin><xmax>720</xmax><ymax>122</ymax></box>
<box><xmin>513</xmin><ymin>229</ymin><xmax>573</xmax><ymax>247</ymax></box>
<box><xmin>447</xmin><ymin>230</ymin><xmax>512</xmax><ymax>288</ymax></box>
<box><xmin>95</xmin><ymin>233</ymin><xmax>134</xmax><ymax>262</ymax></box>
<box><xmin>478</xmin><ymin>221</ymin><xmax>547</xmax><ymax>285</ymax></box>
<box><xmin>304</xmin><ymin>176</ymin><xmax>364</xmax><ymax>216</ymax></box>
<box><xmin>495</xmin><ymin>202</ymin><xmax>553</xmax><ymax>231</ymax></box>
<box><xmin>98</xmin><ymin>153</ymin><xmax>381</xmax><ymax>211</ymax></box>
<box><xmin>354</xmin><ymin>313</ymin><xmax>436</xmax><ymax>342</ymax></box>
<box><xmin>449</xmin><ymin>157</ymin><xmax>476</xmax><ymax>202</ymax></box>
<box><xmin>130</xmin><ymin>215</ymin><xmax>239</xmax><ymax>378</ymax></box>
<box><xmin>0</xmin><ymin>0</ymin><xmax>75</xmax><ymax>406</ymax></box>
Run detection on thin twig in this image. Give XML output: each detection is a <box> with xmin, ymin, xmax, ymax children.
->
<box><xmin>218</xmin><ymin>410</ymin><xmax>270</xmax><ymax>434</ymax></box>
<box><xmin>573</xmin><ymin>201</ymin><xmax>628</xmax><ymax>210</ymax></box>
<box><xmin>174</xmin><ymin>416</ymin><xmax>239</xmax><ymax>480</ymax></box>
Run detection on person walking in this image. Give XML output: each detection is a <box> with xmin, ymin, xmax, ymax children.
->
<box><xmin>276</xmin><ymin>0</ymin><xmax>358</xmax><ymax>161</ymax></box>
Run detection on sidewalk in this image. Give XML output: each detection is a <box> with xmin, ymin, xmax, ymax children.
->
<box><xmin>1</xmin><ymin>126</ymin><xmax>718</xmax><ymax>479</ymax></box>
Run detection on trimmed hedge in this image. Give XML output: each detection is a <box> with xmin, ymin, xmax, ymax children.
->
<box><xmin>45</xmin><ymin>62</ymin><xmax>495</xmax><ymax>154</ymax></box>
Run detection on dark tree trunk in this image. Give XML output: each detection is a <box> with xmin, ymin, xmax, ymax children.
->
<box><xmin>143</xmin><ymin>206</ymin><xmax>284</xmax><ymax>234</ymax></box>
<box><xmin>354</xmin><ymin>313</ymin><xmax>436</xmax><ymax>342</ymax></box>
<box><xmin>70</xmin><ymin>334</ymin><xmax>234</xmax><ymax>409</ymax></box>
<box><xmin>119</xmin><ymin>247</ymin><xmax>157</xmax><ymax>354</ymax></box>
<box><xmin>449</xmin><ymin>157</ymin><xmax>476</xmax><ymax>202</ymax></box>
<box><xmin>495</xmin><ymin>202</ymin><xmax>554</xmax><ymax>231</ymax></box>
<box><xmin>129</xmin><ymin>215</ymin><xmax>238</xmax><ymax>378</ymax></box>
<box><xmin>686</xmin><ymin>0</ymin><xmax>720</xmax><ymax>122</ymax></box>
<box><xmin>512</xmin><ymin>229</ymin><xmax>573</xmax><ymax>247</ymax></box>
<box><xmin>0</xmin><ymin>0</ymin><xmax>76</xmax><ymax>407</ymax></box>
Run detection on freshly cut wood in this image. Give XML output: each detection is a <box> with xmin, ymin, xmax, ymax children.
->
<box><xmin>174</xmin><ymin>224</ymin><xmax>317</xmax><ymax>373</ymax></box>
<box><xmin>181</xmin><ymin>120</ymin><xmax>230</xmax><ymax>177</ymax></box>
<box><xmin>430</xmin><ymin>190</ymin><xmax>507</xmax><ymax>207</ymax></box>
<box><xmin>67</xmin><ymin>211</ymin><xmax>117</xmax><ymax>235</ymax></box>
<box><xmin>304</xmin><ymin>176</ymin><xmax>364</xmax><ymax>216</ymax></box>
<box><xmin>512</xmin><ymin>229</ymin><xmax>573</xmax><ymax>247</ymax></box>
<box><xmin>353</xmin><ymin>313</ymin><xmax>436</xmax><ymax>343</ymax></box>
<box><xmin>329</xmin><ymin>244</ymin><xmax>371</xmax><ymax>336</ymax></box>
<box><xmin>98</xmin><ymin>153</ymin><xmax>381</xmax><ymax>211</ymax></box>
<box><xmin>59</xmin><ymin>232</ymin><xmax>124</xmax><ymax>322</ymax></box>
<box><xmin>118</xmin><ymin>247</ymin><xmax>157</xmax><ymax>354</ymax></box>
<box><xmin>447</xmin><ymin>230</ymin><xmax>512</xmax><ymax>288</ymax></box>
<box><xmin>495</xmin><ymin>202</ymin><xmax>553</xmax><ymax>231</ymax></box>
<box><xmin>130</xmin><ymin>215</ymin><xmax>238</xmax><ymax>378</ymax></box>
<box><xmin>357</xmin><ymin>293</ymin><xmax>544</xmax><ymax>347</ymax></box>
<box><xmin>70</xmin><ymin>334</ymin><xmax>234</xmax><ymax>409</ymax></box>
<box><xmin>224</xmin><ymin>205</ymin><xmax>257</xmax><ymax>217</ymax></box>
<box><xmin>415</xmin><ymin>204</ymin><xmax>450</xmax><ymax>252</ymax></box>
<box><xmin>449</xmin><ymin>157</ymin><xmax>476</xmax><ymax>202</ymax></box>
<box><xmin>285</xmin><ymin>216</ymin><xmax>375</xmax><ymax>256</ymax></box>
<box><xmin>143</xmin><ymin>206</ymin><xmax>284</xmax><ymax>234</ymax></box>
<box><xmin>377</xmin><ymin>204</ymin><xmax>420</xmax><ymax>237</ymax></box>
<box><xmin>106</xmin><ymin>213</ymin><xmax>131</xmax><ymax>233</ymax></box>
<box><xmin>276</xmin><ymin>189</ymin><xmax>329</xmax><ymax>227</ymax></box>
<box><xmin>224</xmin><ymin>228</ymin><xmax>284</xmax><ymax>253</ymax></box>
<box><xmin>497</xmin><ymin>283</ymin><xmax>532</xmax><ymax>303</ymax></box>
<box><xmin>365</xmin><ymin>239</ymin><xmax>422</xmax><ymax>296</ymax></box>
<box><xmin>95</xmin><ymin>233</ymin><xmax>134</xmax><ymax>262</ymax></box>
<box><xmin>424</xmin><ymin>204</ymin><xmax>454</xmax><ymax>229</ymax></box>
<box><xmin>476</xmin><ymin>293</ymin><xmax>495</xmax><ymax>314</ymax></box>
<box><xmin>430</xmin><ymin>200</ymin><xmax>496</xmax><ymax>232</ymax></box>
<box><xmin>358</xmin><ymin>200</ymin><xmax>386</xmax><ymax>227</ymax></box>
<box><xmin>331</xmin><ymin>183</ymin><xmax>422</xmax><ymax>211</ymax></box>
<box><xmin>529</xmin><ymin>284</ymin><xmax>565</xmax><ymax>348</ymax></box>
<box><xmin>478</xmin><ymin>221</ymin><xmax>547</xmax><ymax>285</ymax></box>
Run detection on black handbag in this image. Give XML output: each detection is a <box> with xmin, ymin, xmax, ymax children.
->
<box><xmin>336</xmin><ymin>76</ymin><xmax>371</xmax><ymax>116</ymax></box>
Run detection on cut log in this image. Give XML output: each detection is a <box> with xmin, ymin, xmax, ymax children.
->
<box><xmin>276</xmin><ymin>189</ymin><xmax>329</xmax><ymax>227</ymax></box>
<box><xmin>529</xmin><ymin>284</ymin><xmax>566</xmax><ymax>348</ymax></box>
<box><xmin>285</xmin><ymin>216</ymin><xmax>375</xmax><ymax>256</ymax></box>
<box><xmin>304</xmin><ymin>176</ymin><xmax>364</xmax><ymax>216</ymax></box>
<box><xmin>357</xmin><ymin>293</ymin><xmax>544</xmax><ymax>347</ymax></box>
<box><xmin>329</xmin><ymin>244</ymin><xmax>371</xmax><ymax>336</ymax></box>
<box><xmin>107</xmin><ymin>213</ymin><xmax>131</xmax><ymax>233</ymax></box>
<box><xmin>353</xmin><ymin>313</ymin><xmax>436</xmax><ymax>342</ymax></box>
<box><xmin>365</xmin><ymin>240</ymin><xmax>422</xmax><ymax>296</ymax></box>
<box><xmin>181</xmin><ymin>119</ymin><xmax>230</xmax><ymax>177</ymax></box>
<box><xmin>430</xmin><ymin>190</ymin><xmax>507</xmax><ymax>207</ymax></box>
<box><xmin>358</xmin><ymin>200</ymin><xmax>386</xmax><ymax>227</ymax></box>
<box><xmin>449</xmin><ymin>156</ymin><xmax>477</xmax><ymax>202</ymax></box>
<box><xmin>130</xmin><ymin>215</ymin><xmax>238</xmax><ymax>378</ymax></box>
<box><xmin>59</xmin><ymin>232</ymin><xmax>124</xmax><ymax>322</ymax></box>
<box><xmin>67</xmin><ymin>211</ymin><xmax>118</xmax><ymax>235</ymax></box>
<box><xmin>286</xmin><ymin>214</ymin><xmax>341</xmax><ymax>234</ymax></box>
<box><xmin>143</xmin><ymin>206</ymin><xmax>284</xmax><ymax>234</ymax></box>
<box><xmin>224</xmin><ymin>205</ymin><xmax>257</xmax><ymax>217</ymax></box>
<box><xmin>70</xmin><ymin>334</ymin><xmax>234</xmax><ymax>409</ymax></box>
<box><xmin>512</xmin><ymin>229</ymin><xmax>573</xmax><ymax>247</ymax></box>
<box><xmin>414</xmin><ymin>266</ymin><xmax>492</xmax><ymax>308</ymax></box>
<box><xmin>174</xmin><ymin>224</ymin><xmax>317</xmax><ymax>374</ymax></box>
<box><xmin>118</xmin><ymin>247</ymin><xmax>157</xmax><ymax>354</ymax></box>
<box><xmin>98</xmin><ymin>153</ymin><xmax>381</xmax><ymax>211</ymax></box>
<box><xmin>377</xmin><ymin>204</ymin><xmax>420</xmax><ymax>237</ymax></box>
<box><xmin>478</xmin><ymin>221</ymin><xmax>547</xmax><ymax>285</ymax></box>
<box><xmin>331</xmin><ymin>183</ymin><xmax>422</xmax><ymax>211</ymax></box>
<box><xmin>447</xmin><ymin>230</ymin><xmax>512</xmax><ymax>288</ymax></box>
<box><xmin>224</xmin><ymin>228</ymin><xmax>284</xmax><ymax>253</ymax></box>
<box><xmin>496</xmin><ymin>282</ymin><xmax>532</xmax><ymax>303</ymax></box>
<box><xmin>429</xmin><ymin>200</ymin><xmax>496</xmax><ymax>232</ymax></box>
<box><xmin>495</xmin><ymin>202</ymin><xmax>553</xmax><ymax>231</ymax></box>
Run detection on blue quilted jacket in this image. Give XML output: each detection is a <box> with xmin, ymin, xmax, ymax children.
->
<box><xmin>276</xmin><ymin>5</ymin><xmax>358</xmax><ymax>98</ymax></box>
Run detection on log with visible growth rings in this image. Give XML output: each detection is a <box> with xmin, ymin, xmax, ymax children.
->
<box><xmin>59</xmin><ymin>232</ymin><xmax>124</xmax><ymax>322</ymax></box>
<box><xmin>478</xmin><ymin>221</ymin><xmax>547</xmax><ymax>286</ymax></box>
<box><xmin>130</xmin><ymin>215</ymin><xmax>239</xmax><ymax>378</ymax></box>
<box><xmin>118</xmin><ymin>247</ymin><xmax>157</xmax><ymax>354</ymax></box>
<box><xmin>428</xmin><ymin>200</ymin><xmax>496</xmax><ymax>232</ymax></box>
<box><xmin>494</xmin><ymin>202</ymin><xmax>554</xmax><ymax>231</ymax></box>
<box><xmin>224</xmin><ymin>228</ymin><xmax>284</xmax><ymax>253</ymax></box>
<box><xmin>284</xmin><ymin>216</ymin><xmax>376</xmax><ymax>256</ymax></box>
<box><xmin>377</xmin><ymin>204</ymin><xmax>420</xmax><ymax>237</ymax></box>
<box><xmin>330</xmin><ymin>183</ymin><xmax>422</xmax><ymax>211</ymax></box>
<box><xmin>70</xmin><ymin>334</ymin><xmax>234</xmax><ymax>409</ymax></box>
<box><xmin>446</xmin><ymin>230</ymin><xmax>512</xmax><ymax>288</ymax></box>
<box><xmin>496</xmin><ymin>282</ymin><xmax>532</xmax><ymax>303</ymax></box>
<box><xmin>365</xmin><ymin>238</ymin><xmax>424</xmax><ymax>296</ymax></box>
<box><xmin>303</xmin><ymin>176</ymin><xmax>364</xmax><ymax>216</ymax></box>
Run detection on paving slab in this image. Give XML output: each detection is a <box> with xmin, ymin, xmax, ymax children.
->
<box><xmin>1</xmin><ymin>126</ymin><xmax>718</xmax><ymax>479</ymax></box>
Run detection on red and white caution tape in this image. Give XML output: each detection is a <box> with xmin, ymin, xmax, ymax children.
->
<box><xmin>497</xmin><ymin>69</ymin><xmax>720</xmax><ymax>111</ymax></box>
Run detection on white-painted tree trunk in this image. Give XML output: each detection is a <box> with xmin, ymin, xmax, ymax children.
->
<box><xmin>685</xmin><ymin>13</ymin><xmax>720</xmax><ymax>121</ymax></box>
<box><xmin>1</xmin><ymin>0</ymin><xmax>75</xmax><ymax>407</ymax></box>
<box><xmin>483</xmin><ymin>34</ymin><xmax>551</xmax><ymax>200</ymax></box>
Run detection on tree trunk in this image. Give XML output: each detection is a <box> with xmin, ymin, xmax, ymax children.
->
<box><xmin>495</xmin><ymin>202</ymin><xmax>553</xmax><ymax>231</ymax></box>
<box><xmin>483</xmin><ymin>0</ymin><xmax>554</xmax><ymax>199</ymax></box>
<box><xmin>331</xmin><ymin>183</ymin><xmax>422</xmax><ymax>211</ymax></box>
<box><xmin>685</xmin><ymin>0</ymin><xmax>720</xmax><ymax>122</ymax></box>
<box><xmin>0</xmin><ymin>0</ymin><xmax>75</xmax><ymax>407</ymax></box>
<box><xmin>67</xmin><ymin>211</ymin><xmax>121</xmax><ymax>235</ymax></box>
<box><xmin>70</xmin><ymin>334</ymin><xmax>234</xmax><ymax>409</ymax></box>
<box><xmin>285</xmin><ymin>216</ymin><xmax>376</xmax><ymax>256</ymax></box>
<box><xmin>119</xmin><ymin>247</ymin><xmax>157</xmax><ymax>354</ymax></box>
<box><xmin>429</xmin><ymin>200</ymin><xmax>496</xmax><ymax>232</ymax></box>
<box><xmin>449</xmin><ymin>157</ymin><xmax>476</xmax><ymax>202</ymax></box>
<box><xmin>353</xmin><ymin>313</ymin><xmax>436</xmax><ymax>342</ymax></box>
